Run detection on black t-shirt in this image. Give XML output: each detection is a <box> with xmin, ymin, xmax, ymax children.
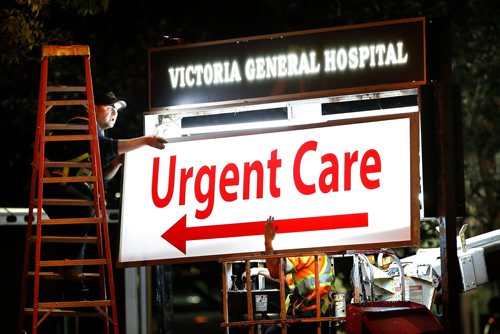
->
<box><xmin>97</xmin><ymin>126</ymin><xmax>119</xmax><ymax>172</ymax></box>
<box><xmin>45</xmin><ymin>115</ymin><xmax>118</xmax><ymax>179</ymax></box>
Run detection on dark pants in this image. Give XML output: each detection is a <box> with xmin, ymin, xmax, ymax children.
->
<box><xmin>42</xmin><ymin>182</ymin><xmax>96</xmax><ymax>261</ymax></box>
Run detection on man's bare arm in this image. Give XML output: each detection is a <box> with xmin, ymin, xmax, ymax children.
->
<box><xmin>117</xmin><ymin>136</ymin><xmax>166</xmax><ymax>155</ymax></box>
<box><xmin>264</xmin><ymin>216</ymin><xmax>281</xmax><ymax>279</ymax></box>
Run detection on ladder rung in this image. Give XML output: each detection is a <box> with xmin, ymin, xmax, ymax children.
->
<box><xmin>42</xmin><ymin>175</ymin><xmax>96</xmax><ymax>183</ymax></box>
<box><xmin>44</xmin><ymin>161</ymin><xmax>92</xmax><ymax>168</ymax></box>
<box><xmin>40</xmin><ymin>198</ymin><xmax>95</xmax><ymax>206</ymax></box>
<box><xmin>46</xmin><ymin>100</ymin><xmax>88</xmax><ymax>107</ymax></box>
<box><xmin>39</xmin><ymin>300</ymin><xmax>112</xmax><ymax>309</ymax></box>
<box><xmin>47</xmin><ymin>85</ymin><xmax>87</xmax><ymax>93</ymax></box>
<box><xmin>28</xmin><ymin>271</ymin><xmax>100</xmax><ymax>280</ymax></box>
<box><xmin>39</xmin><ymin>217</ymin><xmax>103</xmax><ymax>225</ymax></box>
<box><xmin>31</xmin><ymin>236</ymin><xmax>98</xmax><ymax>243</ymax></box>
<box><xmin>45</xmin><ymin>134</ymin><xmax>93</xmax><ymax>142</ymax></box>
<box><xmin>24</xmin><ymin>307</ymin><xmax>103</xmax><ymax>317</ymax></box>
<box><xmin>45</xmin><ymin>123</ymin><xmax>89</xmax><ymax>131</ymax></box>
<box><xmin>40</xmin><ymin>259</ymin><xmax>107</xmax><ymax>267</ymax></box>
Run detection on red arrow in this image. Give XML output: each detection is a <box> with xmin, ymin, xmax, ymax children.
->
<box><xmin>162</xmin><ymin>213</ymin><xmax>368</xmax><ymax>254</ymax></box>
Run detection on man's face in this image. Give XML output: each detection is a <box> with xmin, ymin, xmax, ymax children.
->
<box><xmin>96</xmin><ymin>104</ymin><xmax>118</xmax><ymax>130</ymax></box>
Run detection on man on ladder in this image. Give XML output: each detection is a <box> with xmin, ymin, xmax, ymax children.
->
<box><xmin>44</xmin><ymin>91</ymin><xmax>167</xmax><ymax>285</ymax></box>
<box><xmin>20</xmin><ymin>45</ymin><xmax>167</xmax><ymax>334</ymax></box>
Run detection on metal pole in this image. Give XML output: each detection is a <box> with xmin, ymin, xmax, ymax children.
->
<box><xmin>436</xmin><ymin>80</ymin><xmax>461</xmax><ymax>333</ymax></box>
<box><xmin>153</xmin><ymin>265</ymin><xmax>174</xmax><ymax>334</ymax></box>
<box><xmin>426</xmin><ymin>17</ymin><xmax>462</xmax><ymax>333</ymax></box>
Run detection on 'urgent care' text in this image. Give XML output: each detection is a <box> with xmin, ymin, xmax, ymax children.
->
<box><xmin>151</xmin><ymin>140</ymin><xmax>381</xmax><ymax>220</ymax></box>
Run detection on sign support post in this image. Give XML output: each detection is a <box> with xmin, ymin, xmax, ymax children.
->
<box><xmin>430</xmin><ymin>18</ymin><xmax>461</xmax><ymax>333</ymax></box>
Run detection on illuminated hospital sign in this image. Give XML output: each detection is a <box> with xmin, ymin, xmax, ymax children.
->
<box><xmin>121</xmin><ymin>17</ymin><xmax>425</xmax><ymax>264</ymax></box>
<box><xmin>168</xmin><ymin>42</ymin><xmax>409</xmax><ymax>89</ymax></box>
<box><xmin>149</xmin><ymin>18</ymin><xmax>425</xmax><ymax>109</ymax></box>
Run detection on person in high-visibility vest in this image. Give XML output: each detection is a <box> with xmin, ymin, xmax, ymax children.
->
<box><xmin>263</xmin><ymin>216</ymin><xmax>334</xmax><ymax>334</ymax></box>
<box><xmin>44</xmin><ymin>91</ymin><xmax>167</xmax><ymax>283</ymax></box>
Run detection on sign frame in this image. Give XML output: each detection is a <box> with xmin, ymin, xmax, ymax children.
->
<box><xmin>149</xmin><ymin>17</ymin><xmax>426</xmax><ymax>111</ymax></box>
<box><xmin>118</xmin><ymin>111</ymin><xmax>420</xmax><ymax>267</ymax></box>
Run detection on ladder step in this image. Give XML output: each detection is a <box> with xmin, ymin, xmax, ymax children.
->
<box><xmin>42</xmin><ymin>45</ymin><xmax>90</xmax><ymax>57</ymax></box>
<box><xmin>40</xmin><ymin>198</ymin><xmax>95</xmax><ymax>206</ymax></box>
<box><xmin>44</xmin><ymin>161</ymin><xmax>92</xmax><ymax>168</ymax></box>
<box><xmin>47</xmin><ymin>85</ymin><xmax>87</xmax><ymax>93</ymax></box>
<box><xmin>40</xmin><ymin>259</ymin><xmax>107</xmax><ymax>267</ymax></box>
<box><xmin>46</xmin><ymin>99</ymin><xmax>88</xmax><ymax>107</ymax></box>
<box><xmin>42</xmin><ymin>175</ymin><xmax>97</xmax><ymax>183</ymax></box>
<box><xmin>45</xmin><ymin>123</ymin><xmax>89</xmax><ymax>131</ymax></box>
<box><xmin>45</xmin><ymin>134</ymin><xmax>94</xmax><ymax>142</ymax></box>
<box><xmin>24</xmin><ymin>307</ymin><xmax>103</xmax><ymax>317</ymax></box>
<box><xmin>28</xmin><ymin>271</ymin><xmax>100</xmax><ymax>280</ymax></box>
<box><xmin>39</xmin><ymin>217</ymin><xmax>103</xmax><ymax>225</ymax></box>
<box><xmin>31</xmin><ymin>236</ymin><xmax>98</xmax><ymax>243</ymax></box>
<box><xmin>38</xmin><ymin>300</ymin><xmax>112</xmax><ymax>309</ymax></box>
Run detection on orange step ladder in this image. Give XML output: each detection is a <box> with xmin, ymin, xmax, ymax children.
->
<box><xmin>19</xmin><ymin>45</ymin><xmax>119</xmax><ymax>333</ymax></box>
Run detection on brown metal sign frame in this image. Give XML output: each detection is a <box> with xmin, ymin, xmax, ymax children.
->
<box><xmin>148</xmin><ymin>17</ymin><xmax>426</xmax><ymax>111</ymax></box>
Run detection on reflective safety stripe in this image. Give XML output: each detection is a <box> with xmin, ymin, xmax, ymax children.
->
<box><xmin>61</xmin><ymin>152</ymin><xmax>91</xmax><ymax>178</ymax></box>
<box><xmin>285</xmin><ymin>255</ymin><xmax>335</xmax><ymax>312</ymax></box>
<box><xmin>60</xmin><ymin>116</ymin><xmax>92</xmax><ymax>182</ymax></box>
<box><xmin>284</xmin><ymin>273</ymin><xmax>295</xmax><ymax>311</ymax></box>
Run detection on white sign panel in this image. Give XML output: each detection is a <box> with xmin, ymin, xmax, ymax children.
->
<box><xmin>120</xmin><ymin>117</ymin><xmax>414</xmax><ymax>264</ymax></box>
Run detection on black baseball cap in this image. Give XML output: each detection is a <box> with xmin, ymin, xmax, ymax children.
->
<box><xmin>94</xmin><ymin>91</ymin><xmax>127</xmax><ymax>110</ymax></box>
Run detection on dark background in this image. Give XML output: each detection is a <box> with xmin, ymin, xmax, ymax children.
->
<box><xmin>1</xmin><ymin>0</ymin><xmax>499</xmax><ymax>333</ymax></box>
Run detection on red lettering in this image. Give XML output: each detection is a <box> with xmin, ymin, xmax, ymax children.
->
<box><xmin>194</xmin><ymin>165</ymin><xmax>216</xmax><ymax>220</ymax></box>
<box><xmin>319</xmin><ymin>153</ymin><xmax>339</xmax><ymax>192</ymax></box>
<box><xmin>243</xmin><ymin>161</ymin><xmax>264</xmax><ymax>199</ymax></box>
<box><xmin>152</xmin><ymin>144</ymin><xmax>379</xmax><ymax>221</ymax></box>
<box><xmin>179</xmin><ymin>167</ymin><xmax>193</xmax><ymax>205</ymax></box>
<box><xmin>344</xmin><ymin>151</ymin><xmax>358</xmax><ymax>191</ymax></box>
<box><xmin>293</xmin><ymin>144</ymin><xmax>380</xmax><ymax>195</ymax></box>
<box><xmin>220</xmin><ymin>163</ymin><xmax>239</xmax><ymax>202</ymax></box>
<box><xmin>294</xmin><ymin>141</ymin><xmax>317</xmax><ymax>195</ymax></box>
<box><xmin>360</xmin><ymin>149</ymin><xmax>381</xmax><ymax>189</ymax></box>
<box><xmin>151</xmin><ymin>156</ymin><xmax>176</xmax><ymax>208</ymax></box>
<box><xmin>151</xmin><ymin>150</ymin><xmax>284</xmax><ymax>219</ymax></box>
<box><xmin>267</xmin><ymin>149</ymin><xmax>281</xmax><ymax>198</ymax></box>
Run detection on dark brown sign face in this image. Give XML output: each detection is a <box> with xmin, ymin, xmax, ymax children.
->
<box><xmin>149</xmin><ymin>17</ymin><xmax>426</xmax><ymax>109</ymax></box>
